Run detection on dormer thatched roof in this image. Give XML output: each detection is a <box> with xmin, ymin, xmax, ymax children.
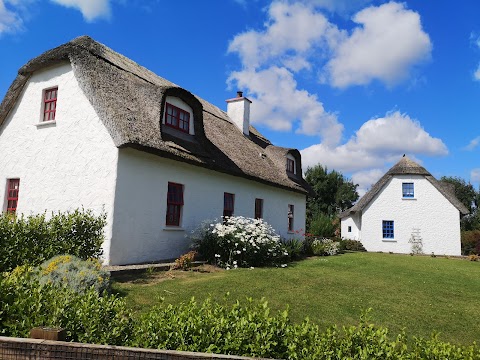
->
<box><xmin>0</xmin><ymin>36</ymin><xmax>311</xmax><ymax>195</ymax></box>
<box><xmin>339</xmin><ymin>156</ymin><xmax>469</xmax><ymax>218</ymax></box>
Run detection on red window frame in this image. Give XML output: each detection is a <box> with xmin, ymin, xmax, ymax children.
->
<box><xmin>223</xmin><ymin>193</ymin><xmax>235</xmax><ymax>218</ymax></box>
<box><xmin>286</xmin><ymin>158</ymin><xmax>295</xmax><ymax>173</ymax></box>
<box><xmin>288</xmin><ymin>204</ymin><xmax>294</xmax><ymax>231</ymax></box>
<box><xmin>43</xmin><ymin>87</ymin><xmax>58</xmax><ymax>122</ymax></box>
<box><xmin>166</xmin><ymin>182</ymin><xmax>184</xmax><ymax>226</ymax></box>
<box><xmin>6</xmin><ymin>179</ymin><xmax>20</xmax><ymax>214</ymax></box>
<box><xmin>165</xmin><ymin>102</ymin><xmax>190</xmax><ymax>133</ymax></box>
<box><xmin>255</xmin><ymin>198</ymin><xmax>263</xmax><ymax>219</ymax></box>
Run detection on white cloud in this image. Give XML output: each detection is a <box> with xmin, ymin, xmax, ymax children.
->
<box><xmin>228</xmin><ymin>66</ymin><xmax>343</xmax><ymax>145</ymax></box>
<box><xmin>471</xmin><ymin>169</ymin><xmax>480</xmax><ymax>182</ymax></box>
<box><xmin>298</xmin><ymin>0</ymin><xmax>373</xmax><ymax>15</ymax></box>
<box><xmin>464</xmin><ymin>136</ymin><xmax>480</xmax><ymax>151</ymax></box>
<box><xmin>228</xmin><ymin>1</ymin><xmax>337</xmax><ymax>70</ymax></box>
<box><xmin>470</xmin><ymin>32</ymin><xmax>480</xmax><ymax>81</ymax></box>
<box><xmin>228</xmin><ymin>1</ymin><xmax>433</xmax><ymax>145</ymax></box>
<box><xmin>351</xmin><ymin>168</ymin><xmax>384</xmax><ymax>196</ymax></box>
<box><xmin>50</xmin><ymin>0</ymin><xmax>111</xmax><ymax>21</ymax></box>
<box><xmin>228</xmin><ymin>1</ymin><xmax>344</xmax><ymax>145</ymax></box>
<box><xmin>301</xmin><ymin>111</ymin><xmax>448</xmax><ymax>173</ymax></box>
<box><xmin>324</xmin><ymin>2</ymin><xmax>432</xmax><ymax>88</ymax></box>
<box><xmin>0</xmin><ymin>0</ymin><xmax>24</xmax><ymax>35</ymax></box>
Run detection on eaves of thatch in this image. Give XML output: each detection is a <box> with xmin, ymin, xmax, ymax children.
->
<box><xmin>0</xmin><ymin>36</ymin><xmax>312</xmax><ymax>195</ymax></box>
<box><xmin>339</xmin><ymin>156</ymin><xmax>469</xmax><ymax>218</ymax></box>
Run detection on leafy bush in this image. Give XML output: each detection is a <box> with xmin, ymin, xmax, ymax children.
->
<box><xmin>311</xmin><ymin>238</ymin><xmax>340</xmax><ymax>256</ymax></box>
<box><xmin>461</xmin><ymin>230</ymin><xmax>480</xmax><ymax>255</ymax></box>
<box><xmin>36</xmin><ymin>255</ymin><xmax>110</xmax><ymax>293</ymax></box>
<box><xmin>172</xmin><ymin>251</ymin><xmax>197</xmax><ymax>270</ymax></box>
<box><xmin>309</xmin><ymin>212</ymin><xmax>338</xmax><ymax>238</ymax></box>
<box><xmin>282</xmin><ymin>238</ymin><xmax>304</xmax><ymax>261</ymax></box>
<box><xmin>0</xmin><ymin>209</ymin><xmax>106</xmax><ymax>272</ymax></box>
<box><xmin>0</xmin><ymin>267</ymin><xmax>131</xmax><ymax>345</ymax></box>
<box><xmin>339</xmin><ymin>239</ymin><xmax>367</xmax><ymax>252</ymax></box>
<box><xmin>191</xmin><ymin>216</ymin><xmax>288</xmax><ymax>268</ymax></box>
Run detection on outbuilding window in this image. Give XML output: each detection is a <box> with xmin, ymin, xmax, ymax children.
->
<box><xmin>402</xmin><ymin>183</ymin><xmax>414</xmax><ymax>198</ymax></box>
<box><xmin>382</xmin><ymin>220</ymin><xmax>394</xmax><ymax>239</ymax></box>
<box><xmin>223</xmin><ymin>193</ymin><xmax>235</xmax><ymax>218</ymax></box>
<box><xmin>166</xmin><ymin>182</ymin><xmax>183</xmax><ymax>226</ymax></box>
<box><xmin>165</xmin><ymin>102</ymin><xmax>190</xmax><ymax>133</ymax></box>
<box><xmin>43</xmin><ymin>87</ymin><xmax>58</xmax><ymax>122</ymax></box>
<box><xmin>348</xmin><ymin>226</ymin><xmax>352</xmax><ymax>233</ymax></box>
<box><xmin>6</xmin><ymin>179</ymin><xmax>20</xmax><ymax>214</ymax></box>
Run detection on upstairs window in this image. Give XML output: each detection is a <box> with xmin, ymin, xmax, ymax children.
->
<box><xmin>255</xmin><ymin>198</ymin><xmax>263</xmax><ymax>219</ymax></box>
<box><xmin>402</xmin><ymin>183</ymin><xmax>414</xmax><ymax>198</ymax></box>
<box><xmin>6</xmin><ymin>179</ymin><xmax>20</xmax><ymax>214</ymax></box>
<box><xmin>288</xmin><ymin>204</ymin><xmax>294</xmax><ymax>231</ymax></box>
<box><xmin>286</xmin><ymin>158</ymin><xmax>295</xmax><ymax>174</ymax></box>
<box><xmin>382</xmin><ymin>220</ymin><xmax>394</xmax><ymax>239</ymax></box>
<box><xmin>43</xmin><ymin>87</ymin><xmax>58</xmax><ymax>122</ymax></box>
<box><xmin>165</xmin><ymin>102</ymin><xmax>190</xmax><ymax>133</ymax></box>
<box><xmin>166</xmin><ymin>182</ymin><xmax>184</xmax><ymax>226</ymax></box>
<box><xmin>223</xmin><ymin>193</ymin><xmax>235</xmax><ymax>218</ymax></box>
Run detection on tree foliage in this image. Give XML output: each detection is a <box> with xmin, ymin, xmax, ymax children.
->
<box><xmin>440</xmin><ymin>176</ymin><xmax>480</xmax><ymax>231</ymax></box>
<box><xmin>305</xmin><ymin>165</ymin><xmax>359</xmax><ymax>233</ymax></box>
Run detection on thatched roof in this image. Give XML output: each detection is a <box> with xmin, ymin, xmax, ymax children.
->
<box><xmin>339</xmin><ymin>156</ymin><xmax>469</xmax><ymax>218</ymax></box>
<box><xmin>0</xmin><ymin>36</ymin><xmax>311</xmax><ymax>195</ymax></box>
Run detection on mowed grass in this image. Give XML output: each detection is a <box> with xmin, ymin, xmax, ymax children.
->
<box><xmin>112</xmin><ymin>252</ymin><xmax>480</xmax><ymax>345</ymax></box>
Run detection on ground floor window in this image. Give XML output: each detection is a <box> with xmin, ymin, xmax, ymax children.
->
<box><xmin>223</xmin><ymin>193</ymin><xmax>235</xmax><ymax>218</ymax></box>
<box><xmin>6</xmin><ymin>179</ymin><xmax>20</xmax><ymax>214</ymax></box>
<box><xmin>382</xmin><ymin>220</ymin><xmax>394</xmax><ymax>239</ymax></box>
<box><xmin>255</xmin><ymin>198</ymin><xmax>263</xmax><ymax>219</ymax></box>
<box><xmin>288</xmin><ymin>204</ymin><xmax>294</xmax><ymax>231</ymax></box>
<box><xmin>166</xmin><ymin>182</ymin><xmax>183</xmax><ymax>226</ymax></box>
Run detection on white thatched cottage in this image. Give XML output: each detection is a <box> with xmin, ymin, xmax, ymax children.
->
<box><xmin>340</xmin><ymin>156</ymin><xmax>468</xmax><ymax>256</ymax></box>
<box><xmin>0</xmin><ymin>36</ymin><xmax>311</xmax><ymax>265</ymax></box>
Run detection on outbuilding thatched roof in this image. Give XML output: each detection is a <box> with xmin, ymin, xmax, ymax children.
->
<box><xmin>339</xmin><ymin>156</ymin><xmax>469</xmax><ymax>218</ymax></box>
<box><xmin>0</xmin><ymin>36</ymin><xmax>311</xmax><ymax>195</ymax></box>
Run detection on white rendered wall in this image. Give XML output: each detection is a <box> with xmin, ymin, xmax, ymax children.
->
<box><xmin>109</xmin><ymin>148</ymin><xmax>306</xmax><ymax>265</ymax></box>
<box><xmin>360</xmin><ymin>175</ymin><xmax>461</xmax><ymax>256</ymax></box>
<box><xmin>341</xmin><ymin>214</ymin><xmax>361</xmax><ymax>240</ymax></box>
<box><xmin>0</xmin><ymin>63</ymin><xmax>118</xmax><ymax>260</ymax></box>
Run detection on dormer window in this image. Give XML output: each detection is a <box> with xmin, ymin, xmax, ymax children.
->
<box><xmin>43</xmin><ymin>87</ymin><xmax>58</xmax><ymax>122</ymax></box>
<box><xmin>165</xmin><ymin>102</ymin><xmax>190</xmax><ymax>133</ymax></box>
<box><xmin>286</xmin><ymin>156</ymin><xmax>296</xmax><ymax>174</ymax></box>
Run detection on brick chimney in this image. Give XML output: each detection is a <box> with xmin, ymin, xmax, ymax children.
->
<box><xmin>226</xmin><ymin>91</ymin><xmax>252</xmax><ymax>136</ymax></box>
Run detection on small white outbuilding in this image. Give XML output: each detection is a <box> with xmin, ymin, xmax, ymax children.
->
<box><xmin>0</xmin><ymin>36</ymin><xmax>311</xmax><ymax>265</ymax></box>
<box><xmin>340</xmin><ymin>156</ymin><xmax>469</xmax><ymax>256</ymax></box>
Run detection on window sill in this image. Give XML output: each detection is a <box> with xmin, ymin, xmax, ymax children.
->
<box><xmin>35</xmin><ymin>120</ymin><xmax>56</xmax><ymax>127</ymax></box>
<box><xmin>382</xmin><ymin>239</ymin><xmax>397</xmax><ymax>242</ymax></box>
<box><xmin>163</xmin><ymin>226</ymin><xmax>185</xmax><ymax>231</ymax></box>
<box><xmin>287</xmin><ymin>231</ymin><xmax>295</xmax><ymax>234</ymax></box>
<box><xmin>402</xmin><ymin>197</ymin><xmax>416</xmax><ymax>200</ymax></box>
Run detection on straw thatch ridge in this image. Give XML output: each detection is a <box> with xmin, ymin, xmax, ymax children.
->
<box><xmin>0</xmin><ymin>36</ymin><xmax>311</xmax><ymax>195</ymax></box>
<box><xmin>339</xmin><ymin>156</ymin><xmax>469</xmax><ymax>218</ymax></box>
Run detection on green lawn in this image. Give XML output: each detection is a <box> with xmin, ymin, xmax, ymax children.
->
<box><xmin>112</xmin><ymin>252</ymin><xmax>480</xmax><ymax>345</ymax></box>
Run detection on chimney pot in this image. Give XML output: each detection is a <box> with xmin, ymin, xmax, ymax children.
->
<box><xmin>226</xmin><ymin>91</ymin><xmax>252</xmax><ymax>136</ymax></box>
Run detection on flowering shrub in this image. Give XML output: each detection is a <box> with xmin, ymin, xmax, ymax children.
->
<box><xmin>36</xmin><ymin>255</ymin><xmax>110</xmax><ymax>294</ymax></box>
<box><xmin>311</xmin><ymin>238</ymin><xmax>340</xmax><ymax>256</ymax></box>
<box><xmin>191</xmin><ymin>216</ymin><xmax>288</xmax><ymax>268</ymax></box>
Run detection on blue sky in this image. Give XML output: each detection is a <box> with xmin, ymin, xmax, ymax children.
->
<box><xmin>0</xmin><ymin>0</ymin><xmax>479</xmax><ymax>194</ymax></box>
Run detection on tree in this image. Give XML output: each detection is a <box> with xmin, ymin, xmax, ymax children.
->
<box><xmin>440</xmin><ymin>176</ymin><xmax>480</xmax><ymax>231</ymax></box>
<box><xmin>305</xmin><ymin>165</ymin><xmax>359</xmax><ymax>232</ymax></box>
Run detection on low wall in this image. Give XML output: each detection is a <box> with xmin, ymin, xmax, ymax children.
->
<box><xmin>0</xmin><ymin>336</ymin><xmax>273</xmax><ymax>360</ymax></box>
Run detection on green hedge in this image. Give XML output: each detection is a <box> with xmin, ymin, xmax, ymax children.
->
<box><xmin>0</xmin><ymin>209</ymin><xmax>106</xmax><ymax>272</ymax></box>
<box><xmin>1</xmin><ymin>269</ymin><xmax>479</xmax><ymax>359</ymax></box>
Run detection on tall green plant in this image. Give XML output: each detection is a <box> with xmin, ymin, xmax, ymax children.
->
<box><xmin>0</xmin><ymin>209</ymin><xmax>106</xmax><ymax>272</ymax></box>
